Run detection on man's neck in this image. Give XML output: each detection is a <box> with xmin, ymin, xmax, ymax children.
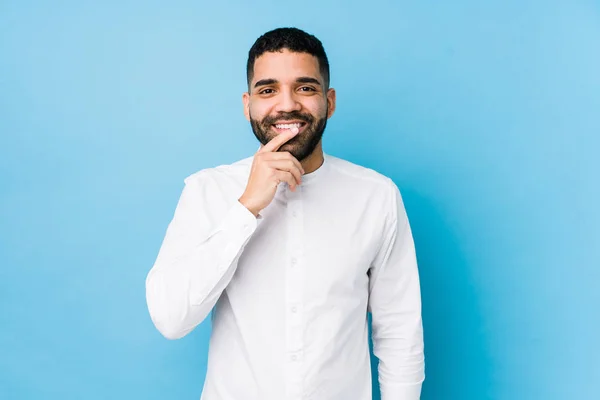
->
<box><xmin>301</xmin><ymin>143</ymin><xmax>325</xmax><ymax>174</ymax></box>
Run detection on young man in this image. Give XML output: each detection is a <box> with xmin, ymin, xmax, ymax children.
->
<box><xmin>145</xmin><ymin>27</ymin><xmax>425</xmax><ymax>400</ymax></box>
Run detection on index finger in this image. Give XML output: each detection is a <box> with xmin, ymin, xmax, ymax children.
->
<box><xmin>258</xmin><ymin>129</ymin><xmax>299</xmax><ymax>153</ymax></box>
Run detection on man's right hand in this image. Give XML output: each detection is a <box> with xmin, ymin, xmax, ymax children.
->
<box><xmin>239</xmin><ymin>129</ymin><xmax>305</xmax><ymax>217</ymax></box>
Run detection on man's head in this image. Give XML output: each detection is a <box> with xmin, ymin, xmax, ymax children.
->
<box><xmin>243</xmin><ymin>27</ymin><xmax>336</xmax><ymax>162</ymax></box>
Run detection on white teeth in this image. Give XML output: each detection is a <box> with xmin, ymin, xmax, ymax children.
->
<box><xmin>275</xmin><ymin>123</ymin><xmax>302</xmax><ymax>129</ymax></box>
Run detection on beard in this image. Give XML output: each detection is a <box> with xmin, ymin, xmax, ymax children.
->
<box><xmin>250</xmin><ymin>105</ymin><xmax>328</xmax><ymax>162</ymax></box>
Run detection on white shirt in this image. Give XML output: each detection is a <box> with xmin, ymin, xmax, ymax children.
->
<box><xmin>145</xmin><ymin>152</ymin><xmax>425</xmax><ymax>400</ymax></box>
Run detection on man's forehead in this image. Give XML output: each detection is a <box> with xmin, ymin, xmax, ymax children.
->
<box><xmin>252</xmin><ymin>50</ymin><xmax>321</xmax><ymax>84</ymax></box>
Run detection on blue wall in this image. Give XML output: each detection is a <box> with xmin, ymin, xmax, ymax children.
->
<box><xmin>1</xmin><ymin>1</ymin><xmax>598</xmax><ymax>399</ymax></box>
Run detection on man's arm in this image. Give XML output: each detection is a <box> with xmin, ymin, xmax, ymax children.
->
<box><xmin>145</xmin><ymin>172</ymin><xmax>260</xmax><ymax>340</ymax></box>
<box><xmin>146</xmin><ymin>131</ymin><xmax>304</xmax><ymax>340</ymax></box>
<box><xmin>367</xmin><ymin>179</ymin><xmax>425</xmax><ymax>399</ymax></box>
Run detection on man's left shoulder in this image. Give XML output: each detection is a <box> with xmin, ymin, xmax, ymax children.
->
<box><xmin>327</xmin><ymin>154</ymin><xmax>397</xmax><ymax>192</ymax></box>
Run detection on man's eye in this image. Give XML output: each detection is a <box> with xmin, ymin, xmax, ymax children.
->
<box><xmin>259</xmin><ymin>88</ymin><xmax>274</xmax><ymax>94</ymax></box>
<box><xmin>299</xmin><ymin>86</ymin><xmax>316</xmax><ymax>92</ymax></box>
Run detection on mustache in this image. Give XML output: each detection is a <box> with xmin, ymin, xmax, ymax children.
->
<box><xmin>262</xmin><ymin>111</ymin><xmax>313</xmax><ymax>126</ymax></box>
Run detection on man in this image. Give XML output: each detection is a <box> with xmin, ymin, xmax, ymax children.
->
<box><xmin>145</xmin><ymin>27</ymin><xmax>425</xmax><ymax>400</ymax></box>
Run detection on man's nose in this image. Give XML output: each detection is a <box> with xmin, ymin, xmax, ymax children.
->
<box><xmin>275</xmin><ymin>88</ymin><xmax>302</xmax><ymax>113</ymax></box>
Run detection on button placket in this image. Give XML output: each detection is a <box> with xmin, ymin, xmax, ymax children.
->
<box><xmin>284</xmin><ymin>188</ymin><xmax>305</xmax><ymax>399</ymax></box>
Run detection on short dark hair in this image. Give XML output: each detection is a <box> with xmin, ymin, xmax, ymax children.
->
<box><xmin>246</xmin><ymin>27</ymin><xmax>330</xmax><ymax>90</ymax></box>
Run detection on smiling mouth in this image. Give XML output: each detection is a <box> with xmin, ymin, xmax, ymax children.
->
<box><xmin>271</xmin><ymin>122</ymin><xmax>307</xmax><ymax>133</ymax></box>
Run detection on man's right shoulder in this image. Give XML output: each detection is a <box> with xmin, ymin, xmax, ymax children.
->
<box><xmin>182</xmin><ymin>155</ymin><xmax>254</xmax><ymax>186</ymax></box>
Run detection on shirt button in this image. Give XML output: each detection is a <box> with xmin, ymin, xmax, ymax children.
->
<box><xmin>291</xmin><ymin>306</ymin><xmax>297</xmax><ymax>313</ymax></box>
<box><xmin>292</xmin><ymin>211</ymin><xmax>297</xmax><ymax>217</ymax></box>
<box><xmin>291</xmin><ymin>258</ymin><xmax>297</xmax><ymax>266</ymax></box>
<box><xmin>291</xmin><ymin>355</ymin><xmax>298</xmax><ymax>362</ymax></box>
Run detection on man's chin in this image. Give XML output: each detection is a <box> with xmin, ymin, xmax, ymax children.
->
<box><xmin>272</xmin><ymin>143</ymin><xmax>304</xmax><ymax>160</ymax></box>
<box><xmin>277</xmin><ymin>142</ymin><xmax>299</xmax><ymax>154</ymax></box>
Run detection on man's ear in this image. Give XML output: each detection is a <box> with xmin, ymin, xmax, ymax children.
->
<box><xmin>326</xmin><ymin>88</ymin><xmax>336</xmax><ymax>119</ymax></box>
<box><xmin>242</xmin><ymin>92</ymin><xmax>250</xmax><ymax>122</ymax></box>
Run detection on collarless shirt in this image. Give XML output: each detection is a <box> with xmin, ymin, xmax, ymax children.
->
<box><xmin>145</xmin><ymin>152</ymin><xmax>425</xmax><ymax>400</ymax></box>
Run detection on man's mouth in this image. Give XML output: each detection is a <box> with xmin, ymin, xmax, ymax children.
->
<box><xmin>271</xmin><ymin>121</ymin><xmax>308</xmax><ymax>134</ymax></box>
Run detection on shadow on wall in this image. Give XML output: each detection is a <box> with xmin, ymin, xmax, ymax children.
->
<box><xmin>369</xmin><ymin>188</ymin><xmax>494</xmax><ymax>400</ymax></box>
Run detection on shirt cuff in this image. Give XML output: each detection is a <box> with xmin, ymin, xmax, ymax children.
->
<box><xmin>380</xmin><ymin>383</ymin><xmax>423</xmax><ymax>400</ymax></box>
<box><xmin>215</xmin><ymin>199</ymin><xmax>262</xmax><ymax>238</ymax></box>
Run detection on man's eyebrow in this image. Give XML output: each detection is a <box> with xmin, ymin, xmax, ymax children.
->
<box><xmin>254</xmin><ymin>78</ymin><xmax>278</xmax><ymax>88</ymax></box>
<box><xmin>296</xmin><ymin>76</ymin><xmax>321</xmax><ymax>86</ymax></box>
<box><xmin>253</xmin><ymin>76</ymin><xmax>322</xmax><ymax>89</ymax></box>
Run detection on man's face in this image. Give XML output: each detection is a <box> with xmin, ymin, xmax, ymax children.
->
<box><xmin>243</xmin><ymin>49</ymin><xmax>336</xmax><ymax>161</ymax></box>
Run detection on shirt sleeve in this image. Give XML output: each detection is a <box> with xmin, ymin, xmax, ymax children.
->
<box><xmin>145</xmin><ymin>172</ymin><xmax>261</xmax><ymax>340</ymax></box>
<box><xmin>367</xmin><ymin>178</ymin><xmax>425</xmax><ymax>399</ymax></box>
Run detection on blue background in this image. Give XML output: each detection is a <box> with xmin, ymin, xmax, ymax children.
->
<box><xmin>1</xmin><ymin>1</ymin><xmax>599</xmax><ymax>399</ymax></box>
